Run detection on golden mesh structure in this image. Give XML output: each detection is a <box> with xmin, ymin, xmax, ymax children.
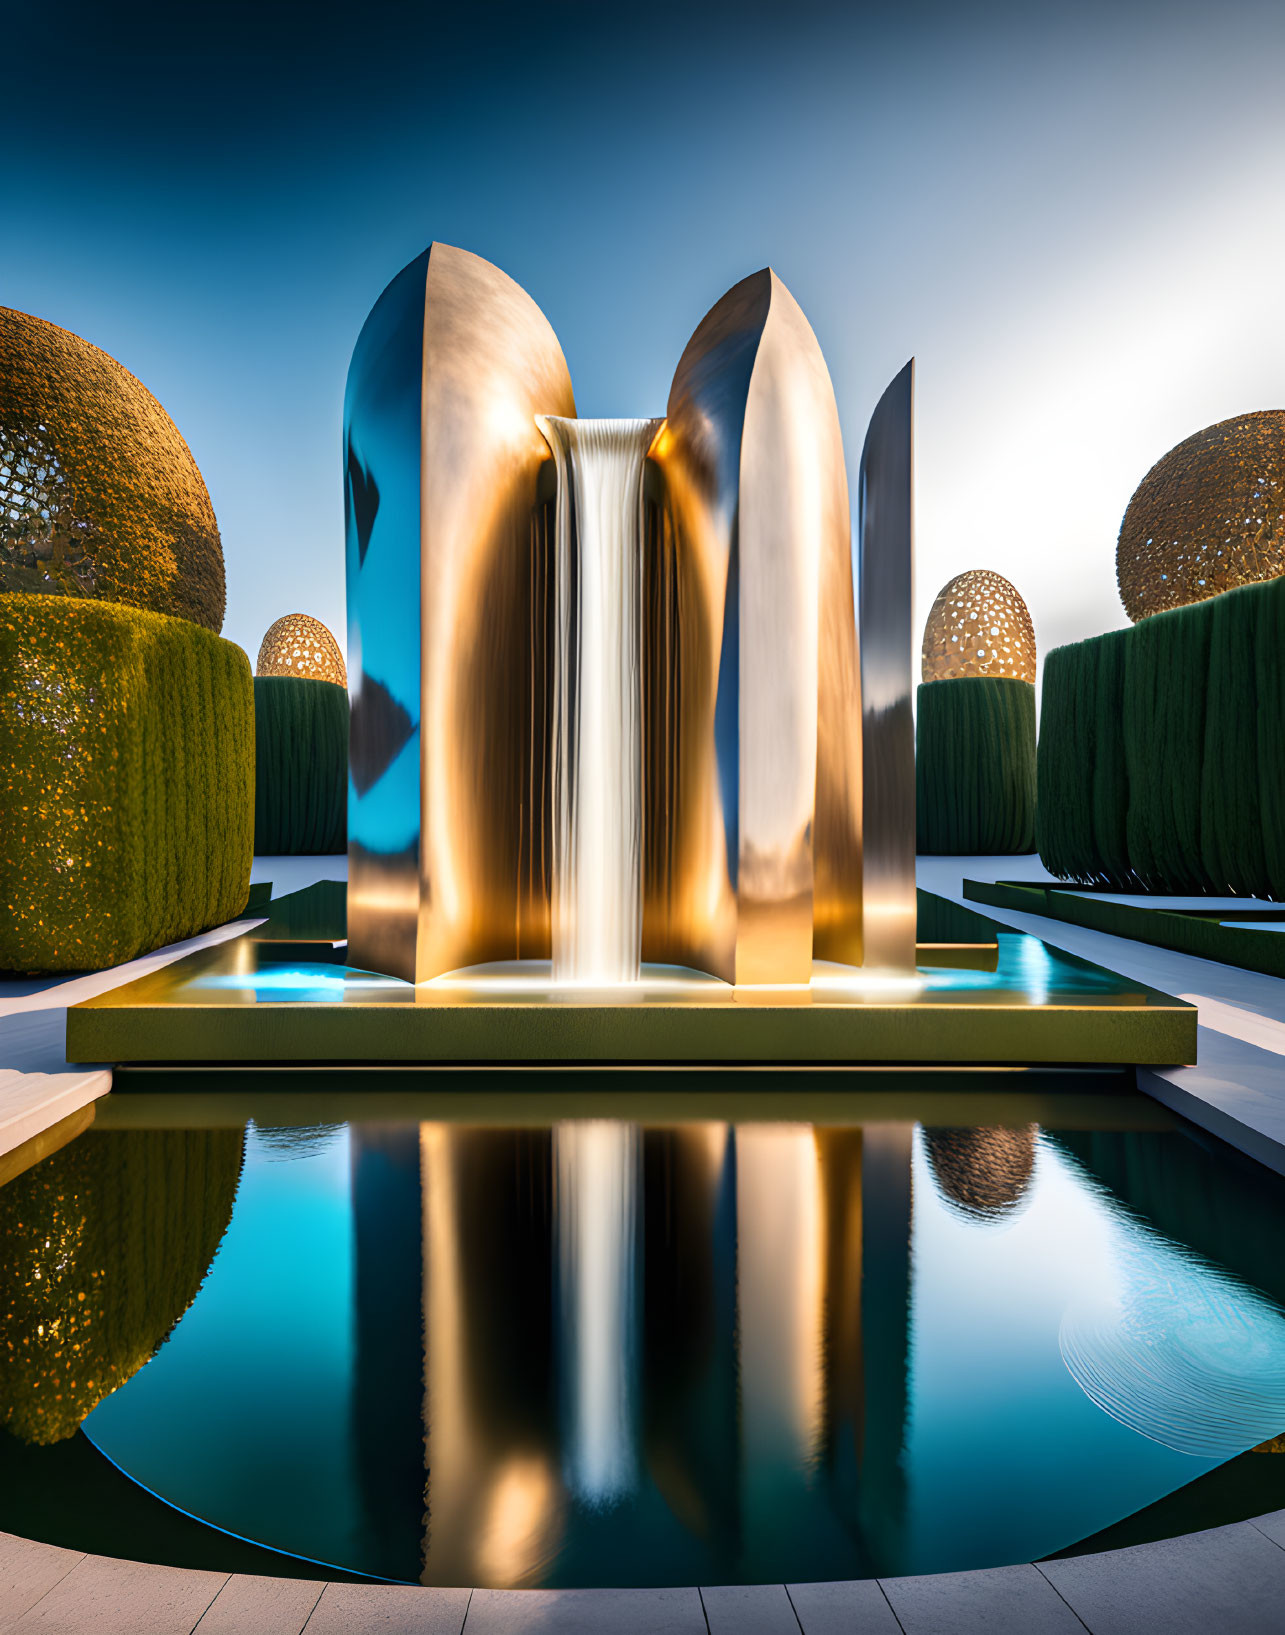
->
<box><xmin>0</xmin><ymin>308</ymin><xmax>225</xmax><ymax>631</ymax></box>
<box><xmin>921</xmin><ymin>569</ymin><xmax>1036</xmax><ymax>683</ymax></box>
<box><xmin>1117</xmin><ymin>411</ymin><xmax>1285</xmax><ymax>622</ymax></box>
<box><xmin>256</xmin><ymin>612</ymin><xmax>347</xmax><ymax>686</ymax></box>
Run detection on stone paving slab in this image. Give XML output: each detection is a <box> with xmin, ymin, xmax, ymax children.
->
<box><xmin>787</xmin><ymin>1578</ymin><xmax>903</xmax><ymax>1633</ymax></box>
<box><xmin>462</xmin><ymin>1586</ymin><xmax>706</xmax><ymax>1633</ymax></box>
<box><xmin>1039</xmin><ymin>1520</ymin><xmax>1285</xmax><ymax>1634</ymax></box>
<box><xmin>303</xmin><ymin>1582</ymin><xmax>469</xmax><ymax>1633</ymax></box>
<box><xmin>1251</xmin><ymin>1506</ymin><xmax>1285</xmax><ymax>1549</ymax></box>
<box><xmin>0</xmin><ymin>1533</ymin><xmax>85</xmax><ymax>1626</ymax></box>
<box><xmin>10</xmin><ymin>1553</ymin><xmax>227</xmax><ymax>1634</ymax></box>
<box><xmin>880</xmin><ymin>1562</ymin><xmax>1085</xmax><ymax>1634</ymax></box>
<box><xmin>701</xmin><ymin>1582</ymin><xmax>800</xmax><ymax>1632</ymax></box>
<box><xmin>195</xmin><ymin>1572</ymin><xmax>325</xmax><ymax>1633</ymax></box>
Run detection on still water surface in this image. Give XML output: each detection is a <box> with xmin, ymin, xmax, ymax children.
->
<box><xmin>3</xmin><ymin>1091</ymin><xmax>1285</xmax><ymax>1586</ymax></box>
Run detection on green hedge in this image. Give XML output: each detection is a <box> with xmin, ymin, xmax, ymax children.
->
<box><xmin>1038</xmin><ymin>577</ymin><xmax>1285</xmax><ymax>896</ymax></box>
<box><xmin>253</xmin><ymin>677</ymin><xmax>348</xmax><ymax>854</ymax></box>
<box><xmin>1036</xmin><ymin>629</ymin><xmax>1135</xmax><ymax>887</ymax></box>
<box><xmin>0</xmin><ymin>1127</ymin><xmax>243</xmax><ymax>1444</ymax></box>
<box><xmin>0</xmin><ymin>593</ymin><xmax>254</xmax><ymax>971</ymax></box>
<box><xmin>915</xmin><ymin>678</ymin><xmax>1035</xmax><ymax>854</ymax></box>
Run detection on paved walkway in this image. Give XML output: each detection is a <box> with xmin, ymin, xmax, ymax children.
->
<box><xmin>918</xmin><ymin>854</ymin><xmax>1285</xmax><ymax>1178</ymax></box>
<box><xmin>6</xmin><ymin>1515</ymin><xmax>1285</xmax><ymax>1632</ymax></box>
<box><xmin>0</xmin><ymin>854</ymin><xmax>323</xmax><ymax>1167</ymax></box>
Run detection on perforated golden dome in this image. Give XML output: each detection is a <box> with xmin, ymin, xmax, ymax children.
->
<box><xmin>256</xmin><ymin>613</ymin><xmax>347</xmax><ymax>686</ymax></box>
<box><xmin>1117</xmin><ymin>411</ymin><xmax>1285</xmax><ymax>622</ymax></box>
<box><xmin>921</xmin><ymin>570</ymin><xmax>1036</xmax><ymax>683</ymax></box>
<box><xmin>0</xmin><ymin>307</ymin><xmax>225</xmax><ymax>631</ymax></box>
<box><xmin>923</xmin><ymin>1126</ymin><xmax>1038</xmax><ymax>1221</ymax></box>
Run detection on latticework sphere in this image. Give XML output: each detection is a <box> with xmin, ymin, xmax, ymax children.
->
<box><xmin>1117</xmin><ymin>411</ymin><xmax>1285</xmax><ymax>622</ymax></box>
<box><xmin>921</xmin><ymin>569</ymin><xmax>1036</xmax><ymax>683</ymax></box>
<box><xmin>0</xmin><ymin>308</ymin><xmax>225</xmax><ymax>631</ymax></box>
<box><xmin>923</xmin><ymin>1126</ymin><xmax>1038</xmax><ymax>1222</ymax></box>
<box><xmin>256</xmin><ymin>613</ymin><xmax>347</xmax><ymax>686</ymax></box>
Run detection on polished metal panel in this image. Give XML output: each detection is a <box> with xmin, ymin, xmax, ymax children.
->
<box><xmin>858</xmin><ymin>361</ymin><xmax>917</xmax><ymax>971</ymax></box>
<box><xmin>648</xmin><ymin>271</ymin><xmax>860</xmax><ymax>984</ymax></box>
<box><xmin>347</xmin><ymin>249</ymin><xmax>861</xmax><ymax>988</ymax></box>
<box><xmin>345</xmin><ymin>243</ymin><xmax>574</xmax><ymax>983</ymax></box>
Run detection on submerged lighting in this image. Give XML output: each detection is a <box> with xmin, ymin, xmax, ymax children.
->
<box><xmin>197</xmin><ymin>968</ymin><xmax>408</xmax><ymax>996</ymax></box>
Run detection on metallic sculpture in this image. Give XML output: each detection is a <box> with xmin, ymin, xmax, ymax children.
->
<box><xmin>0</xmin><ymin>308</ymin><xmax>225</xmax><ymax>631</ymax></box>
<box><xmin>345</xmin><ymin>244</ymin><xmax>574</xmax><ymax>984</ymax></box>
<box><xmin>345</xmin><ymin>245</ymin><xmax>909</xmax><ymax>984</ymax></box>
<box><xmin>859</xmin><ymin>362</ymin><xmax>917</xmax><ymax>971</ymax></box>
<box><xmin>921</xmin><ymin>569</ymin><xmax>1036</xmax><ymax>684</ymax></box>
<box><xmin>256</xmin><ymin>612</ymin><xmax>347</xmax><ymax>687</ymax></box>
<box><xmin>648</xmin><ymin>271</ymin><xmax>862</xmax><ymax>983</ymax></box>
<box><xmin>1118</xmin><ymin>410</ymin><xmax>1285</xmax><ymax>622</ymax></box>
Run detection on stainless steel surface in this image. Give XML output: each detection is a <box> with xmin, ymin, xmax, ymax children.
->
<box><xmin>345</xmin><ymin>242</ymin><xmax>575</xmax><ymax>983</ymax></box>
<box><xmin>858</xmin><ymin>361</ymin><xmax>917</xmax><ymax>971</ymax></box>
<box><xmin>649</xmin><ymin>270</ymin><xmax>860</xmax><ymax>983</ymax></box>
<box><xmin>347</xmin><ymin>250</ymin><xmax>863</xmax><ymax>988</ymax></box>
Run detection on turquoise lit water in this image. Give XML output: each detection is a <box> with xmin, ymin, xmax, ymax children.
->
<box><xmin>4</xmin><ymin>1092</ymin><xmax>1285</xmax><ymax>1586</ymax></box>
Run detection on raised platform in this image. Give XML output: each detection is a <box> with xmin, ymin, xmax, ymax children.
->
<box><xmin>64</xmin><ymin>885</ymin><xmax>1196</xmax><ymax>1068</ymax></box>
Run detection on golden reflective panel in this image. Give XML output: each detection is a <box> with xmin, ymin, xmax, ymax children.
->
<box><xmin>642</xmin><ymin>270</ymin><xmax>860</xmax><ymax>982</ymax></box>
<box><xmin>920</xmin><ymin>569</ymin><xmax>1037</xmax><ymax>684</ymax></box>
<box><xmin>256</xmin><ymin>612</ymin><xmax>347</xmax><ymax>687</ymax></box>
<box><xmin>344</xmin><ymin>243</ymin><xmax>575</xmax><ymax>984</ymax></box>
<box><xmin>1118</xmin><ymin>410</ymin><xmax>1285</xmax><ymax>622</ymax></box>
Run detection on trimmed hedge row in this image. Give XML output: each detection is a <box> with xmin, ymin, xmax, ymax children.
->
<box><xmin>1036</xmin><ymin>630</ymin><xmax>1134</xmax><ymax>887</ymax></box>
<box><xmin>0</xmin><ymin>594</ymin><xmax>254</xmax><ymax>972</ymax></box>
<box><xmin>1037</xmin><ymin>576</ymin><xmax>1285</xmax><ymax>896</ymax></box>
<box><xmin>915</xmin><ymin>678</ymin><xmax>1036</xmax><ymax>854</ymax></box>
<box><xmin>253</xmin><ymin>676</ymin><xmax>348</xmax><ymax>854</ymax></box>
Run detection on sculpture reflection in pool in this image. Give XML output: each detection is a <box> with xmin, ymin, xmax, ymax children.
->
<box><xmin>344</xmin><ymin>244</ymin><xmax>915</xmax><ymax>985</ymax></box>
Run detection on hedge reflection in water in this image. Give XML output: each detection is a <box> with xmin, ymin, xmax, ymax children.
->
<box><xmin>0</xmin><ymin>1129</ymin><xmax>242</xmax><ymax>1444</ymax></box>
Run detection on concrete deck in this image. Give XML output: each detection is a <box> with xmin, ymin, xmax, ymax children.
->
<box><xmin>7</xmin><ymin>1516</ymin><xmax>1285</xmax><ymax>1631</ymax></box>
<box><xmin>0</xmin><ymin>848</ymin><xmax>320</xmax><ymax>1166</ymax></box>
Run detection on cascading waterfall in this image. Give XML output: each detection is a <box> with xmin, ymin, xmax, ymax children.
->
<box><xmin>537</xmin><ymin>417</ymin><xmax>660</xmax><ymax>984</ymax></box>
<box><xmin>555</xmin><ymin>1119</ymin><xmax>640</xmax><ymax>1505</ymax></box>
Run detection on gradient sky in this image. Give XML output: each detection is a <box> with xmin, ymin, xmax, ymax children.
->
<box><xmin>7</xmin><ymin>0</ymin><xmax>1285</xmax><ymax>680</ymax></box>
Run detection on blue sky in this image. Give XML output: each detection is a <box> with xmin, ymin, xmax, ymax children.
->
<box><xmin>7</xmin><ymin>0</ymin><xmax>1285</xmax><ymax>676</ymax></box>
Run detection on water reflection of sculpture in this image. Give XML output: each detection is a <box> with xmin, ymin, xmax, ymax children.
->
<box><xmin>349</xmin><ymin>1121</ymin><xmax>915</xmax><ymax>1586</ymax></box>
<box><xmin>0</xmin><ymin>1131</ymin><xmax>243</xmax><ymax>1445</ymax></box>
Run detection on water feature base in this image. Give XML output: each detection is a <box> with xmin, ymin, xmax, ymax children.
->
<box><xmin>66</xmin><ymin>886</ymin><xmax>1196</xmax><ymax>1068</ymax></box>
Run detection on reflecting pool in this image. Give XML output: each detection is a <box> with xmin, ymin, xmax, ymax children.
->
<box><xmin>3</xmin><ymin>1084</ymin><xmax>1285</xmax><ymax>1586</ymax></box>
